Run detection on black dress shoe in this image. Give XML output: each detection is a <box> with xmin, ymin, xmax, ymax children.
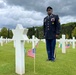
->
<box><xmin>50</xmin><ymin>59</ymin><xmax>55</xmax><ymax>62</ymax></box>
<box><xmin>46</xmin><ymin>59</ymin><xmax>51</xmax><ymax>61</ymax></box>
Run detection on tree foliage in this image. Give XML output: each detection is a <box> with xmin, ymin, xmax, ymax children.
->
<box><xmin>0</xmin><ymin>22</ymin><xmax>76</xmax><ymax>39</ymax></box>
<box><xmin>0</xmin><ymin>27</ymin><xmax>13</xmax><ymax>38</ymax></box>
<box><xmin>72</xmin><ymin>27</ymin><xmax>76</xmax><ymax>38</ymax></box>
<box><xmin>1</xmin><ymin>27</ymin><xmax>8</xmax><ymax>38</ymax></box>
<box><xmin>27</xmin><ymin>22</ymin><xmax>76</xmax><ymax>39</ymax></box>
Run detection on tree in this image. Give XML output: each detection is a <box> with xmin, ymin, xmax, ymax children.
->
<box><xmin>1</xmin><ymin>27</ymin><xmax>8</xmax><ymax>38</ymax></box>
<box><xmin>72</xmin><ymin>27</ymin><xmax>76</xmax><ymax>38</ymax></box>
<box><xmin>66</xmin><ymin>34</ymin><xmax>69</xmax><ymax>39</ymax></box>
<box><xmin>0</xmin><ymin>31</ymin><xmax>1</xmax><ymax>37</ymax></box>
<box><xmin>27</xmin><ymin>22</ymin><xmax>76</xmax><ymax>39</ymax></box>
<box><xmin>7</xmin><ymin>29</ymin><xmax>13</xmax><ymax>38</ymax></box>
<box><xmin>61</xmin><ymin>22</ymin><xmax>76</xmax><ymax>38</ymax></box>
<box><xmin>27</xmin><ymin>27</ymin><xmax>35</xmax><ymax>38</ymax></box>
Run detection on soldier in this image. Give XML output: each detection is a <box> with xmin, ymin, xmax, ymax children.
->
<box><xmin>43</xmin><ymin>6</ymin><xmax>61</xmax><ymax>61</ymax></box>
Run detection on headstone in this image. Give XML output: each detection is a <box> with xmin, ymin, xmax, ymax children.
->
<box><xmin>12</xmin><ymin>24</ymin><xmax>28</xmax><ymax>75</ymax></box>
<box><xmin>73</xmin><ymin>37</ymin><xmax>75</xmax><ymax>49</ymax></box>
<box><xmin>0</xmin><ymin>36</ymin><xmax>3</xmax><ymax>46</ymax></box>
<box><xmin>62</xmin><ymin>35</ymin><xmax>66</xmax><ymax>53</ymax></box>
<box><xmin>6</xmin><ymin>38</ymin><xmax>8</xmax><ymax>43</ymax></box>
<box><xmin>32</xmin><ymin>35</ymin><xmax>35</xmax><ymax>49</ymax></box>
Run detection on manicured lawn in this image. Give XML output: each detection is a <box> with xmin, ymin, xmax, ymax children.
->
<box><xmin>0</xmin><ymin>41</ymin><xmax>76</xmax><ymax>75</ymax></box>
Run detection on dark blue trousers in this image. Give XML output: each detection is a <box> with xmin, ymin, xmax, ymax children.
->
<box><xmin>45</xmin><ymin>39</ymin><xmax>56</xmax><ymax>60</ymax></box>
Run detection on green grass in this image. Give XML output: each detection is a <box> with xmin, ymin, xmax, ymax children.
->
<box><xmin>0</xmin><ymin>41</ymin><xmax>76</xmax><ymax>75</ymax></box>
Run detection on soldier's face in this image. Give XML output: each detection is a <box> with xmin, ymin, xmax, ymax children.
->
<box><xmin>47</xmin><ymin>9</ymin><xmax>53</xmax><ymax>15</ymax></box>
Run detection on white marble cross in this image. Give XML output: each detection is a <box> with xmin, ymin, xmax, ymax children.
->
<box><xmin>12</xmin><ymin>24</ymin><xmax>28</xmax><ymax>75</ymax></box>
<box><xmin>32</xmin><ymin>35</ymin><xmax>35</xmax><ymax>49</ymax></box>
<box><xmin>62</xmin><ymin>35</ymin><xmax>66</xmax><ymax>53</ymax></box>
<box><xmin>72</xmin><ymin>37</ymin><xmax>75</xmax><ymax>49</ymax></box>
<box><xmin>0</xmin><ymin>36</ymin><xmax>3</xmax><ymax>46</ymax></box>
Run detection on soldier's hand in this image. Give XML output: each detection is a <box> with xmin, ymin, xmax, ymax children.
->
<box><xmin>56</xmin><ymin>35</ymin><xmax>59</xmax><ymax>38</ymax></box>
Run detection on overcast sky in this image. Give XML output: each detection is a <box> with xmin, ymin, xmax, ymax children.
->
<box><xmin>0</xmin><ymin>0</ymin><xmax>76</xmax><ymax>28</ymax></box>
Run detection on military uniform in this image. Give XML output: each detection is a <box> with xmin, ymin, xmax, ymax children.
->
<box><xmin>43</xmin><ymin>14</ymin><xmax>60</xmax><ymax>60</ymax></box>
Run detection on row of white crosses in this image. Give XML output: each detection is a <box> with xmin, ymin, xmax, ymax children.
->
<box><xmin>0</xmin><ymin>35</ymin><xmax>39</xmax><ymax>47</ymax></box>
<box><xmin>0</xmin><ymin>24</ymin><xmax>27</xmax><ymax>74</ymax></box>
<box><xmin>0</xmin><ymin>24</ymin><xmax>75</xmax><ymax>74</ymax></box>
<box><xmin>29</xmin><ymin>36</ymin><xmax>40</xmax><ymax>46</ymax></box>
<box><xmin>57</xmin><ymin>35</ymin><xmax>76</xmax><ymax>53</ymax></box>
<box><xmin>0</xmin><ymin>36</ymin><xmax>13</xmax><ymax>46</ymax></box>
<box><xmin>57</xmin><ymin>35</ymin><xmax>66</xmax><ymax>53</ymax></box>
<box><xmin>41</xmin><ymin>39</ymin><xmax>46</xmax><ymax>43</ymax></box>
<box><xmin>63</xmin><ymin>37</ymin><xmax>76</xmax><ymax>49</ymax></box>
<box><xmin>0</xmin><ymin>24</ymin><xmax>39</xmax><ymax>75</ymax></box>
<box><xmin>41</xmin><ymin>35</ymin><xmax>76</xmax><ymax>54</ymax></box>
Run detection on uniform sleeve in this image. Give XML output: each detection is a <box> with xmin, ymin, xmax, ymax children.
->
<box><xmin>55</xmin><ymin>15</ymin><xmax>61</xmax><ymax>35</ymax></box>
<box><xmin>43</xmin><ymin>18</ymin><xmax>45</xmax><ymax>36</ymax></box>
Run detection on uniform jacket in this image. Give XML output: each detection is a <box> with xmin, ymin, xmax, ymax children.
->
<box><xmin>43</xmin><ymin>14</ymin><xmax>61</xmax><ymax>39</ymax></box>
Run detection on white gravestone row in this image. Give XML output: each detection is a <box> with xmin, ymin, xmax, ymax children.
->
<box><xmin>0</xmin><ymin>24</ymin><xmax>76</xmax><ymax>75</ymax></box>
<box><xmin>31</xmin><ymin>36</ymin><xmax>40</xmax><ymax>46</ymax></box>
<box><xmin>56</xmin><ymin>35</ymin><xmax>66</xmax><ymax>53</ymax></box>
<box><xmin>27</xmin><ymin>36</ymin><xmax>40</xmax><ymax>46</ymax></box>
<box><xmin>0</xmin><ymin>36</ymin><xmax>3</xmax><ymax>46</ymax></box>
<box><xmin>41</xmin><ymin>35</ymin><xmax>76</xmax><ymax>54</ymax></box>
<box><xmin>0</xmin><ymin>24</ymin><xmax>39</xmax><ymax>75</ymax></box>
<box><xmin>41</xmin><ymin>39</ymin><xmax>46</xmax><ymax>43</ymax></box>
<box><xmin>56</xmin><ymin>35</ymin><xmax>76</xmax><ymax>53</ymax></box>
<box><xmin>0</xmin><ymin>36</ymin><xmax>13</xmax><ymax>46</ymax></box>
